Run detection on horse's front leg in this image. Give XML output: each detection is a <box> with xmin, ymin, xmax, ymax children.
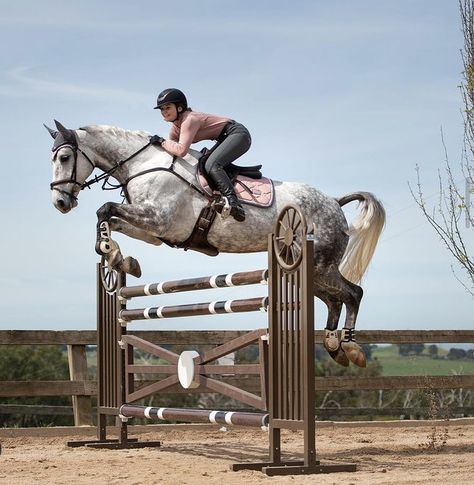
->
<box><xmin>95</xmin><ymin>217</ymin><xmax>142</xmax><ymax>278</ymax></box>
<box><xmin>95</xmin><ymin>202</ymin><xmax>158</xmax><ymax>278</ymax></box>
<box><xmin>108</xmin><ymin>217</ymin><xmax>163</xmax><ymax>247</ymax></box>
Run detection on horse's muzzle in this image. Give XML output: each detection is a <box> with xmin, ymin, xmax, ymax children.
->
<box><xmin>52</xmin><ymin>190</ymin><xmax>77</xmax><ymax>213</ymax></box>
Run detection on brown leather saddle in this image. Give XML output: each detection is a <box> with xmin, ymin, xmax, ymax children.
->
<box><xmin>177</xmin><ymin>151</ymin><xmax>275</xmax><ymax>257</ymax></box>
<box><xmin>196</xmin><ymin>154</ymin><xmax>274</xmax><ymax>208</ymax></box>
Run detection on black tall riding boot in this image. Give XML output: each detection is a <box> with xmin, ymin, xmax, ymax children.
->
<box><xmin>210</xmin><ymin>168</ymin><xmax>246</xmax><ymax>222</ymax></box>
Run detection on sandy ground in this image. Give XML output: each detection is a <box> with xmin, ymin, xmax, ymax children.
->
<box><xmin>0</xmin><ymin>421</ymin><xmax>473</xmax><ymax>485</ymax></box>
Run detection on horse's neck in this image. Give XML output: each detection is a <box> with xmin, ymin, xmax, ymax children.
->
<box><xmin>82</xmin><ymin>126</ymin><xmax>200</xmax><ymax>192</ymax></box>
<box><xmin>82</xmin><ymin>127</ymin><xmax>168</xmax><ymax>182</ymax></box>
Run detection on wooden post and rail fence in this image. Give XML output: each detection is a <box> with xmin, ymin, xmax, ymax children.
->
<box><xmin>1</xmin><ymin>329</ymin><xmax>473</xmax><ymax>426</ymax></box>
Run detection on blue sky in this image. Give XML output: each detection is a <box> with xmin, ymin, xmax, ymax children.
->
<box><xmin>0</xmin><ymin>0</ymin><xmax>472</xmax><ymax>332</ymax></box>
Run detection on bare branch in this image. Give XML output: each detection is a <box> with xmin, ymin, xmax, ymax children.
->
<box><xmin>409</xmin><ymin>2</ymin><xmax>474</xmax><ymax>297</ymax></box>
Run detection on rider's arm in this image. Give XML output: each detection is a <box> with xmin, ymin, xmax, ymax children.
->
<box><xmin>161</xmin><ymin>116</ymin><xmax>200</xmax><ymax>157</ymax></box>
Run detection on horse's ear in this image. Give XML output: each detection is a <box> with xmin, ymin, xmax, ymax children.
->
<box><xmin>43</xmin><ymin>123</ymin><xmax>58</xmax><ymax>138</ymax></box>
<box><xmin>54</xmin><ymin>119</ymin><xmax>69</xmax><ymax>134</ymax></box>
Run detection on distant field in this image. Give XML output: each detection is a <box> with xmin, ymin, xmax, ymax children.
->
<box><xmin>372</xmin><ymin>345</ymin><xmax>474</xmax><ymax>376</ymax></box>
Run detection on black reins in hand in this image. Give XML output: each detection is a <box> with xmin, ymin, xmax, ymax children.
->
<box><xmin>51</xmin><ymin>139</ymin><xmax>207</xmax><ymax>204</ymax></box>
<box><xmin>80</xmin><ymin>141</ymin><xmax>152</xmax><ymax>190</ymax></box>
<box><xmin>50</xmin><ymin>141</ymin><xmax>152</xmax><ymax>201</ymax></box>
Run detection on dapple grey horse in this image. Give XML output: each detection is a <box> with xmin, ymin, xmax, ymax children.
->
<box><xmin>46</xmin><ymin>120</ymin><xmax>385</xmax><ymax>367</ymax></box>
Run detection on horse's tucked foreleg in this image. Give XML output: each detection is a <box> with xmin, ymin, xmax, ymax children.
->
<box><xmin>109</xmin><ymin>217</ymin><xmax>163</xmax><ymax>246</ymax></box>
<box><xmin>95</xmin><ymin>203</ymin><xmax>149</xmax><ymax>278</ymax></box>
<box><xmin>95</xmin><ymin>220</ymin><xmax>115</xmax><ymax>255</ymax></box>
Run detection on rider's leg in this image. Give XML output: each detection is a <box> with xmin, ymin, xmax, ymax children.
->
<box><xmin>205</xmin><ymin>124</ymin><xmax>251</xmax><ymax>222</ymax></box>
<box><xmin>210</xmin><ymin>165</ymin><xmax>246</xmax><ymax>221</ymax></box>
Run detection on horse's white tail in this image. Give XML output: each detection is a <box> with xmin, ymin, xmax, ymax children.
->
<box><xmin>338</xmin><ymin>192</ymin><xmax>386</xmax><ymax>284</ymax></box>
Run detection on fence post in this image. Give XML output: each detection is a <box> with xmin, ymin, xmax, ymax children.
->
<box><xmin>67</xmin><ymin>344</ymin><xmax>92</xmax><ymax>426</ymax></box>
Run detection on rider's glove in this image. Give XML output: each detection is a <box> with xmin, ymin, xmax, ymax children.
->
<box><xmin>150</xmin><ymin>135</ymin><xmax>165</xmax><ymax>145</ymax></box>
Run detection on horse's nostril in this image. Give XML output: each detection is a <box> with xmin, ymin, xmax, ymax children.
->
<box><xmin>57</xmin><ymin>199</ymin><xmax>65</xmax><ymax>209</ymax></box>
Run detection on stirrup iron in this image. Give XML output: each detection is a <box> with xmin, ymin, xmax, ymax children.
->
<box><xmin>212</xmin><ymin>196</ymin><xmax>231</xmax><ymax>219</ymax></box>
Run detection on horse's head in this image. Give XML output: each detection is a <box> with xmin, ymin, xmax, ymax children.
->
<box><xmin>45</xmin><ymin>120</ymin><xmax>95</xmax><ymax>213</ymax></box>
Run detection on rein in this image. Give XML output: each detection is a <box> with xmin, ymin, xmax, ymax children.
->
<box><xmin>120</xmin><ymin>158</ymin><xmax>206</xmax><ymax>203</ymax></box>
<box><xmin>81</xmin><ymin>141</ymin><xmax>152</xmax><ymax>191</ymax></box>
<box><xmin>51</xmin><ymin>139</ymin><xmax>207</xmax><ymax>203</ymax></box>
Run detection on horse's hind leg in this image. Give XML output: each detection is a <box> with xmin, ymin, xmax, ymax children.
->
<box><xmin>339</xmin><ymin>279</ymin><xmax>366</xmax><ymax>368</ymax></box>
<box><xmin>316</xmin><ymin>291</ymin><xmax>350</xmax><ymax>367</ymax></box>
<box><xmin>315</xmin><ymin>268</ymin><xmax>366</xmax><ymax>367</ymax></box>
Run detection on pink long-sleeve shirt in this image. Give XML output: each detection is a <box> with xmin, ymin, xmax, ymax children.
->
<box><xmin>161</xmin><ymin>110</ymin><xmax>231</xmax><ymax>157</ymax></box>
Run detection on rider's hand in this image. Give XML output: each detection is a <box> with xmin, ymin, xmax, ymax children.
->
<box><xmin>150</xmin><ymin>135</ymin><xmax>165</xmax><ymax>145</ymax></box>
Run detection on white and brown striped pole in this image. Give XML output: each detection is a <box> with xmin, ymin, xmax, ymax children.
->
<box><xmin>119</xmin><ymin>404</ymin><xmax>269</xmax><ymax>429</ymax></box>
<box><xmin>119</xmin><ymin>296</ymin><xmax>268</xmax><ymax>322</ymax></box>
<box><xmin>118</xmin><ymin>269</ymin><xmax>268</xmax><ymax>299</ymax></box>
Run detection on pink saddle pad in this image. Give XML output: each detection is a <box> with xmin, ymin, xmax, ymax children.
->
<box><xmin>198</xmin><ymin>173</ymin><xmax>274</xmax><ymax>208</ymax></box>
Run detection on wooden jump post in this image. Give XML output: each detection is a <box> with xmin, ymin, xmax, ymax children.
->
<box><xmin>68</xmin><ymin>204</ymin><xmax>356</xmax><ymax>476</ymax></box>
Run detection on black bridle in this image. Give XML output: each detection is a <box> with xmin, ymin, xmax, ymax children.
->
<box><xmin>50</xmin><ymin>141</ymin><xmax>153</xmax><ymax>201</ymax></box>
<box><xmin>50</xmin><ymin>138</ymin><xmax>208</xmax><ymax>206</ymax></box>
<box><xmin>50</xmin><ymin>143</ymin><xmax>96</xmax><ymax>201</ymax></box>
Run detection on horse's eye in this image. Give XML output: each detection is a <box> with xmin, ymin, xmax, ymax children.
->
<box><xmin>60</xmin><ymin>154</ymin><xmax>70</xmax><ymax>163</ymax></box>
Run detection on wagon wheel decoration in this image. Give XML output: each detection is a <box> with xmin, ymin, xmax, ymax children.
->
<box><xmin>274</xmin><ymin>205</ymin><xmax>308</xmax><ymax>271</ymax></box>
<box><xmin>100</xmin><ymin>255</ymin><xmax>119</xmax><ymax>293</ymax></box>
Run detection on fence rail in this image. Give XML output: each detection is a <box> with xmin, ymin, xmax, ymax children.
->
<box><xmin>2</xmin><ymin>329</ymin><xmax>473</xmax><ymax>345</ymax></box>
<box><xmin>1</xmin><ymin>329</ymin><xmax>473</xmax><ymax>425</ymax></box>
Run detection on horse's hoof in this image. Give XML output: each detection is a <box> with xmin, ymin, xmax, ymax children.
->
<box><xmin>324</xmin><ymin>329</ymin><xmax>340</xmax><ymax>352</ymax></box>
<box><xmin>341</xmin><ymin>342</ymin><xmax>366</xmax><ymax>368</ymax></box>
<box><xmin>340</xmin><ymin>328</ymin><xmax>366</xmax><ymax>368</ymax></box>
<box><xmin>121</xmin><ymin>256</ymin><xmax>142</xmax><ymax>278</ymax></box>
<box><xmin>328</xmin><ymin>347</ymin><xmax>350</xmax><ymax>367</ymax></box>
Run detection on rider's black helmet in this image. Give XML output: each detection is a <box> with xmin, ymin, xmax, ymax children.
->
<box><xmin>154</xmin><ymin>88</ymin><xmax>188</xmax><ymax>111</ymax></box>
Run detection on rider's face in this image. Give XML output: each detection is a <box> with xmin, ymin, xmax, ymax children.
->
<box><xmin>160</xmin><ymin>103</ymin><xmax>179</xmax><ymax>122</ymax></box>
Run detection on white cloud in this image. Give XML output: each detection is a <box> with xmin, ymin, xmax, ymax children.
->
<box><xmin>0</xmin><ymin>66</ymin><xmax>149</xmax><ymax>104</ymax></box>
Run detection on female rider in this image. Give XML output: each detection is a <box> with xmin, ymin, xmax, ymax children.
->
<box><xmin>150</xmin><ymin>88</ymin><xmax>251</xmax><ymax>222</ymax></box>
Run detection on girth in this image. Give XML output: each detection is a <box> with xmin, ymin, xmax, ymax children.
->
<box><xmin>159</xmin><ymin>200</ymin><xmax>220</xmax><ymax>257</ymax></box>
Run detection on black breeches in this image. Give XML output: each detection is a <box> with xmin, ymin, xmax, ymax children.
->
<box><xmin>204</xmin><ymin>122</ymin><xmax>251</xmax><ymax>177</ymax></box>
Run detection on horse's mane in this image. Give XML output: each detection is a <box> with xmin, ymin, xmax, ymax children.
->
<box><xmin>80</xmin><ymin>124</ymin><xmax>150</xmax><ymax>140</ymax></box>
<box><xmin>79</xmin><ymin>124</ymin><xmax>201</xmax><ymax>162</ymax></box>
<box><xmin>80</xmin><ymin>125</ymin><xmax>151</xmax><ymax>160</ymax></box>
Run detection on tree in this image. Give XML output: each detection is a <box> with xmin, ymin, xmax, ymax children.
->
<box><xmin>398</xmin><ymin>344</ymin><xmax>411</xmax><ymax>356</ymax></box>
<box><xmin>428</xmin><ymin>344</ymin><xmax>439</xmax><ymax>359</ymax></box>
<box><xmin>410</xmin><ymin>0</ymin><xmax>474</xmax><ymax>297</ymax></box>
<box><xmin>412</xmin><ymin>343</ymin><xmax>425</xmax><ymax>355</ymax></box>
<box><xmin>0</xmin><ymin>345</ymin><xmax>71</xmax><ymax>427</ymax></box>
<box><xmin>447</xmin><ymin>347</ymin><xmax>467</xmax><ymax>360</ymax></box>
<box><xmin>398</xmin><ymin>344</ymin><xmax>424</xmax><ymax>356</ymax></box>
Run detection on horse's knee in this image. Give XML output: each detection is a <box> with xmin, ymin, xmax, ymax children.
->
<box><xmin>96</xmin><ymin>202</ymin><xmax>116</xmax><ymax>221</ymax></box>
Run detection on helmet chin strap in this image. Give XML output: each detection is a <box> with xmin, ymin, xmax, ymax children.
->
<box><xmin>171</xmin><ymin>105</ymin><xmax>183</xmax><ymax>122</ymax></box>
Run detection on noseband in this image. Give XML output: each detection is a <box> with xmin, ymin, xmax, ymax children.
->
<box><xmin>50</xmin><ymin>138</ymin><xmax>155</xmax><ymax>202</ymax></box>
<box><xmin>50</xmin><ymin>143</ymin><xmax>96</xmax><ymax>201</ymax></box>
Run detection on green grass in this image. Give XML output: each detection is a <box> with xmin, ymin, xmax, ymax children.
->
<box><xmin>372</xmin><ymin>345</ymin><xmax>474</xmax><ymax>376</ymax></box>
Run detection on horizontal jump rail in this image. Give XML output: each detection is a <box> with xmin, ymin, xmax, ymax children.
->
<box><xmin>2</xmin><ymin>330</ymin><xmax>474</xmax><ymax>346</ymax></box>
<box><xmin>120</xmin><ymin>404</ymin><xmax>269</xmax><ymax>428</ymax></box>
<box><xmin>119</xmin><ymin>296</ymin><xmax>269</xmax><ymax>322</ymax></box>
<box><xmin>119</xmin><ymin>269</ymin><xmax>268</xmax><ymax>299</ymax></box>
